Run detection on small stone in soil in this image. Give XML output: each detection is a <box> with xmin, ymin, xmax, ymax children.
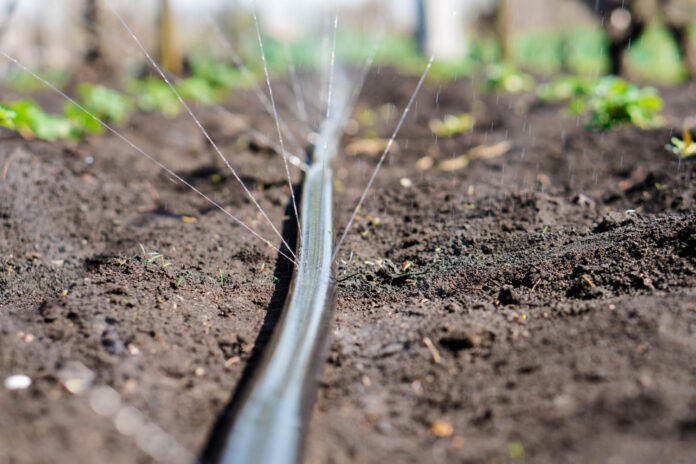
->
<box><xmin>430</xmin><ymin>420</ymin><xmax>453</xmax><ymax>437</ymax></box>
<box><xmin>5</xmin><ymin>374</ymin><xmax>32</xmax><ymax>390</ymax></box>
<box><xmin>127</xmin><ymin>344</ymin><xmax>140</xmax><ymax>356</ymax></box>
<box><xmin>16</xmin><ymin>331</ymin><xmax>35</xmax><ymax>343</ymax></box>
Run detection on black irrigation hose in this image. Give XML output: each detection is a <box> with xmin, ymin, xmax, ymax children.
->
<box><xmin>212</xmin><ymin>74</ymin><xmax>351</xmax><ymax>464</ymax></box>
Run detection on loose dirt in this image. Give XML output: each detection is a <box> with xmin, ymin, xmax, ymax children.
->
<box><xmin>1</xmin><ymin>70</ymin><xmax>695</xmax><ymax>464</ymax></box>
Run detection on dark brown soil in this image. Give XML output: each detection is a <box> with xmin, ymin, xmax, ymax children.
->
<box><xmin>1</xmin><ymin>69</ymin><xmax>695</xmax><ymax>464</ymax></box>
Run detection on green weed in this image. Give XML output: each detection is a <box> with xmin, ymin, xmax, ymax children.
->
<box><xmin>429</xmin><ymin>113</ymin><xmax>475</xmax><ymax>137</ymax></box>
<box><xmin>0</xmin><ymin>100</ymin><xmax>74</xmax><ymax>140</ymax></box>
<box><xmin>579</xmin><ymin>77</ymin><xmax>663</xmax><ymax>129</ymax></box>
<box><xmin>666</xmin><ymin>127</ymin><xmax>696</xmax><ymax>160</ymax></box>
<box><xmin>128</xmin><ymin>78</ymin><xmax>181</xmax><ymax>117</ymax></box>
<box><xmin>540</xmin><ymin>75</ymin><xmax>664</xmax><ymax>129</ymax></box>
<box><xmin>482</xmin><ymin>63</ymin><xmax>534</xmax><ymax>93</ymax></box>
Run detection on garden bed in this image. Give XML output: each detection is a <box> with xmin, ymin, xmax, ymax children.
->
<box><xmin>1</xmin><ymin>69</ymin><xmax>695</xmax><ymax>463</ymax></box>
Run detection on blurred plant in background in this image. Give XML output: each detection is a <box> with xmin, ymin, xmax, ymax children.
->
<box><xmin>540</xmin><ymin>75</ymin><xmax>664</xmax><ymax>129</ymax></box>
<box><xmin>666</xmin><ymin>127</ymin><xmax>696</xmax><ymax>159</ymax></box>
<box><xmin>623</xmin><ymin>23</ymin><xmax>687</xmax><ymax>84</ymax></box>
<box><xmin>2</xmin><ymin>0</ymin><xmax>696</xmax><ymax>143</ymax></box>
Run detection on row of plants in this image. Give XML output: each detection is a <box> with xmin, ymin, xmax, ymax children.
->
<box><xmin>0</xmin><ymin>58</ymin><xmax>669</xmax><ymax>141</ymax></box>
<box><xmin>0</xmin><ymin>56</ymin><xmax>263</xmax><ymax>141</ymax></box>
<box><xmin>430</xmin><ymin>73</ymin><xmax>664</xmax><ymax>131</ymax></box>
<box><xmin>0</xmin><ymin>26</ymin><xmax>693</xmax><ymax>160</ymax></box>
<box><xmin>430</xmin><ymin>72</ymin><xmax>694</xmax><ymax>159</ymax></box>
<box><xmin>537</xmin><ymin>75</ymin><xmax>664</xmax><ymax>130</ymax></box>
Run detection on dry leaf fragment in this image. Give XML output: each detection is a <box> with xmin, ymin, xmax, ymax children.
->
<box><xmin>430</xmin><ymin>420</ymin><xmax>454</xmax><ymax>437</ymax></box>
<box><xmin>468</xmin><ymin>140</ymin><xmax>511</xmax><ymax>160</ymax></box>
<box><xmin>437</xmin><ymin>141</ymin><xmax>511</xmax><ymax>172</ymax></box>
<box><xmin>345</xmin><ymin>138</ymin><xmax>398</xmax><ymax>157</ymax></box>
<box><xmin>415</xmin><ymin>156</ymin><xmax>434</xmax><ymax>171</ymax></box>
<box><xmin>438</xmin><ymin>155</ymin><xmax>471</xmax><ymax>172</ymax></box>
<box><xmin>423</xmin><ymin>337</ymin><xmax>442</xmax><ymax>364</ymax></box>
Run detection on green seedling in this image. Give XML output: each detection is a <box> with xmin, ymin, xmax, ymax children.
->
<box><xmin>139</xmin><ymin>244</ymin><xmax>172</xmax><ymax>268</ymax></box>
<box><xmin>128</xmin><ymin>78</ymin><xmax>181</xmax><ymax>117</ymax></box>
<box><xmin>429</xmin><ymin>113</ymin><xmax>475</xmax><ymax>137</ymax></box>
<box><xmin>63</xmin><ymin>103</ymin><xmax>102</xmax><ymax>135</ymax></box>
<box><xmin>542</xmin><ymin>76</ymin><xmax>664</xmax><ymax>130</ymax></box>
<box><xmin>176</xmin><ymin>275</ymin><xmax>184</xmax><ymax>287</ymax></box>
<box><xmin>356</xmin><ymin>108</ymin><xmax>376</xmax><ymax>127</ymax></box>
<box><xmin>483</xmin><ymin>63</ymin><xmax>534</xmax><ymax>94</ymax></box>
<box><xmin>4</xmin><ymin>84</ymin><xmax>130</xmax><ymax>140</ymax></box>
<box><xmin>64</xmin><ymin>84</ymin><xmax>132</xmax><ymax>134</ymax></box>
<box><xmin>581</xmin><ymin>77</ymin><xmax>664</xmax><ymax>129</ymax></box>
<box><xmin>0</xmin><ymin>105</ymin><xmax>17</xmax><ymax>130</ymax></box>
<box><xmin>175</xmin><ymin>77</ymin><xmax>221</xmax><ymax>105</ymax></box>
<box><xmin>666</xmin><ymin>126</ymin><xmax>696</xmax><ymax>159</ymax></box>
<box><xmin>190</xmin><ymin>58</ymin><xmax>248</xmax><ymax>89</ymax></box>
<box><xmin>510</xmin><ymin>31</ymin><xmax>565</xmax><ymax>74</ymax></box>
<box><xmin>537</xmin><ymin>76</ymin><xmax>594</xmax><ymax>102</ymax></box>
<box><xmin>2</xmin><ymin>100</ymin><xmax>75</xmax><ymax>140</ymax></box>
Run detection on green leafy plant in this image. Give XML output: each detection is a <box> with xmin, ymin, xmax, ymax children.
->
<box><xmin>128</xmin><ymin>77</ymin><xmax>181</xmax><ymax>117</ymax></box>
<box><xmin>174</xmin><ymin>77</ymin><xmax>221</xmax><ymax>105</ymax></box>
<box><xmin>482</xmin><ymin>63</ymin><xmax>534</xmax><ymax>93</ymax></box>
<box><xmin>3</xmin><ymin>82</ymin><xmax>132</xmax><ymax>140</ymax></box>
<box><xmin>63</xmin><ymin>84</ymin><xmax>132</xmax><ymax>135</ymax></box>
<box><xmin>0</xmin><ymin>105</ymin><xmax>17</xmax><ymax>130</ymax></box>
<box><xmin>77</xmin><ymin>83</ymin><xmax>132</xmax><ymax>124</ymax></box>
<box><xmin>190</xmin><ymin>58</ymin><xmax>248</xmax><ymax>89</ymax></box>
<box><xmin>1</xmin><ymin>100</ymin><xmax>75</xmax><ymax>140</ymax></box>
<box><xmin>540</xmin><ymin>76</ymin><xmax>664</xmax><ymax>129</ymax></box>
<box><xmin>429</xmin><ymin>113</ymin><xmax>475</xmax><ymax>137</ymax></box>
<box><xmin>666</xmin><ymin>127</ymin><xmax>696</xmax><ymax>159</ymax></box>
<box><xmin>578</xmin><ymin>77</ymin><xmax>664</xmax><ymax>129</ymax></box>
<box><xmin>537</xmin><ymin>75</ymin><xmax>594</xmax><ymax>102</ymax></box>
<box><xmin>63</xmin><ymin>103</ymin><xmax>103</xmax><ymax>135</ymax></box>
